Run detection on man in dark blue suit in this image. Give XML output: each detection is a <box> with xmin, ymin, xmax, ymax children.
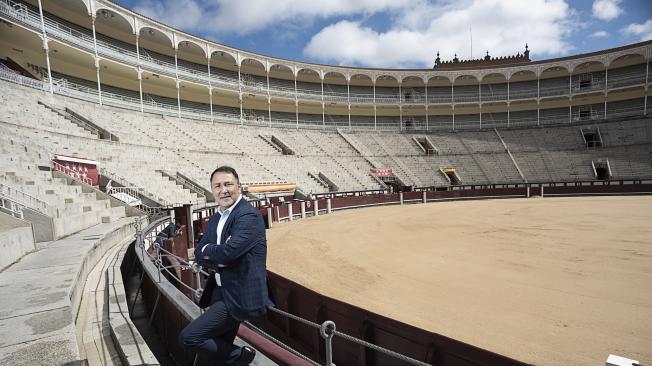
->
<box><xmin>179</xmin><ymin>166</ymin><xmax>274</xmax><ymax>365</ymax></box>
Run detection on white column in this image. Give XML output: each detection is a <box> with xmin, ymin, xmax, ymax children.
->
<box><xmin>237</xmin><ymin>57</ymin><xmax>243</xmax><ymax>125</ymax></box>
<box><xmin>95</xmin><ymin>58</ymin><xmax>102</xmax><ymax>106</ymax></box>
<box><xmin>451</xmin><ymin>82</ymin><xmax>455</xmax><ymax>130</ymax></box>
<box><xmin>138</xmin><ymin>71</ymin><xmax>143</xmax><ymax>112</ymax></box>
<box><xmin>645</xmin><ymin>59</ymin><xmax>649</xmax><ymax>115</ymax></box>
<box><xmin>399</xmin><ymin>82</ymin><xmax>403</xmax><ymax>130</ymax></box>
<box><xmin>37</xmin><ymin>0</ymin><xmax>53</xmax><ymax>94</ymax></box>
<box><xmin>136</xmin><ymin>34</ymin><xmax>143</xmax><ymax>112</ymax></box>
<box><xmin>507</xmin><ymin>102</ymin><xmax>510</xmax><ymax>128</ymax></box>
<box><xmin>568</xmin><ymin>72</ymin><xmax>572</xmax><ymax>123</ymax></box>
<box><xmin>347</xmin><ymin>78</ymin><xmax>351</xmax><ymax>129</ymax></box>
<box><xmin>209</xmin><ymin>88</ymin><xmax>214</xmax><ymax>122</ymax></box>
<box><xmin>373</xmin><ymin>80</ymin><xmax>377</xmax><ymax>130</ymax></box>
<box><xmin>537</xmin><ymin>74</ymin><xmax>540</xmax><ymax>126</ymax></box>
<box><xmin>91</xmin><ymin>16</ymin><xmax>102</xmax><ymax>105</ymax></box>
<box><xmin>478</xmin><ymin>82</ymin><xmax>482</xmax><ymax>129</ymax></box>
<box><xmin>207</xmin><ymin>56</ymin><xmax>213</xmax><ymax>122</ymax></box>
<box><xmin>294</xmin><ymin>71</ymin><xmax>299</xmax><ymax>129</ymax></box>
<box><xmin>425</xmin><ymin>82</ymin><xmax>429</xmax><ymax>130</ymax></box>
<box><xmin>604</xmin><ymin>67</ymin><xmax>608</xmax><ymax>119</ymax></box>
<box><xmin>479</xmin><ymin>105</ymin><xmax>482</xmax><ymax>129</ymax></box>
<box><xmin>174</xmin><ymin>48</ymin><xmax>181</xmax><ymax>118</ymax></box>
<box><xmin>507</xmin><ymin>78</ymin><xmax>510</xmax><ymax>127</ymax></box>
<box><xmin>266</xmin><ymin>64</ymin><xmax>271</xmax><ymax>128</ymax></box>
<box><xmin>321</xmin><ymin>75</ymin><xmax>325</xmax><ymax>129</ymax></box>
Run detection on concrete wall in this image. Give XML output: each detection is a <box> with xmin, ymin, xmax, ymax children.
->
<box><xmin>21</xmin><ymin>207</ymin><xmax>54</xmax><ymax>242</ymax></box>
<box><xmin>0</xmin><ymin>212</ymin><xmax>35</xmax><ymax>270</ymax></box>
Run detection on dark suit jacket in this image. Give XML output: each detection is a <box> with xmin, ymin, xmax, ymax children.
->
<box><xmin>195</xmin><ymin>198</ymin><xmax>274</xmax><ymax>321</ymax></box>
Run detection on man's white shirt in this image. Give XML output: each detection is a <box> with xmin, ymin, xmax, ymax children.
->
<box><xmin>201</xmin><ymin>195</ymin><xmax>242</xmax><ymax>286</ymax></box>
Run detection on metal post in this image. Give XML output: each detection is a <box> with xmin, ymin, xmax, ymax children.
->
<box><xmin>136</xmin><ymin>33</ymin><xmax>144</xmax><ymax>112</ymax></box>
<box><xmin>569</xmin><ymin>72</ymin><xmax>572</xmax><ymax>123</ymax></box>
<box><xmin>95</xmin><ymin>60</ymin><xmax>103</xmax><ymax>106</ymax></box>
<box><xmin>604</xmin><ymin>67</ymin><xmax>608</xmax><ymax>119</ymax></box>
<box><xmin>373</xmin><ymin>80</ymin><xmax>377</xmax><ymax>130</ymax></box>
<box><xmin>208</xmin><ymin>56</ymin><xmax>213</xmax><ymax>122</ymax></box>
<box><xmin>422</xmin><ymin>191</ymin><xmax>426</xmax><ymax>203</ymax></box>
<box><xmin>288</xmin><ymin>203</ymin><xmax>293</xmax><ymax>221</ymax></box>
<box><xmin>399</xmin><ymin>82</ymin><xmax>402</xmax><ymax>130</ymax></box>
<box><xmin>347</xmin><ymin>78</ymin><xmax>351</xmax><ymax>130</ymax></box>
<box><xmin>451</xmin><ymin>82</ymin><xmax>455</xmax><ymax>130</ymax></box>
<box><xmin>327</xmin><ymin>198</ymin><xmax>331</xmax><ymax>214</ymax></box>
<box><xmin>174</xmin><ymin>48</ymin><xmax>181</xmax><ymax>118</ymax></box>
<box><xmin>425</xmin><ymin>81</ymin><xmax>429</xmax><ymax>130</ymax></box>
<box><xmin>313</xmin><ymin>199</ymin><xmax>318</xmax><ymax>216</ymax></box>
<box><xmin>321</xmin><ymin>74</ymin><xmax>325</xmax><ymax>129</ymax></box>
<box><xmin>645</xmin><ymin>58</ymin><xmax>649</xmax><ymax>115</ymax></box>
<box><xmin>156</xmin><ymin>242</ymin><xmax>162</xmax><ymax>282</ymax></box>
<box><xmin>295</xmin><ymin>70</ymin><xmax>299</xmax><ymax>129</ymax></box>
<box><xmin>537</xmin><ymin>75</ymin><xmax>540</xmax><ymax>126</ymax></box>
<box><xmin>37</xmin><ymin>0</ymin><xmax>53</xmax><ymax>94</ymax></box>
<box><xmin>266</xmin><ymin>207</ymin><xmax>273</xmax><ymax>228</ymax></box>
<box><xmin>91</xmin><ymin>16</ymin><xmax>102</xmax><ymax>105</ymax></box>
<box><xmin>400</xmin><ymin>191</ymin><xmax>404</xmax><ymax>205</ymax></box>
<box><xmin>507</xmin><ymin>78</ymin><xmax>510</xmax><ymax>127</ymax></box>
<box><xmin>238</xmin><ymin>58</ymin><xmax>243</xmax><ymax>125</ymax></box>
<box><xmin>320</xmin><ymin>321</ymin><xmax>336</xmax><ymax>366</ymax></box>
<box><xmin>478</xmin><ymin>81</ymin><xmax>482</xmax><ymax>129</ymax></box>
<box><xmin>267</xmin><ymin>63</ymin><xmax>271</xmax><ymax>128</ymax></box>
<box><xmin>301</xmin><ymin>201</ymin><xmax>306</xmax><ymax>218</ymax></box>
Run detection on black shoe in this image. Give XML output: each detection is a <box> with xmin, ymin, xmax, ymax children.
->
<box><xmin>233</xmin><ymin>346</ymin><xmax>256</xmax><ymax>365</ymax></box>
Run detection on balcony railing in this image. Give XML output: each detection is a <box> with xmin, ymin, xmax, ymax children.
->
<box><xmin>1</xmin><ymin>68</ymin><xmax>647</xmax><ymax>133</ymax></box>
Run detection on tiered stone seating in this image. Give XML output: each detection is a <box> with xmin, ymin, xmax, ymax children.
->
<box><xmin>0</xmin><ymin>127</ymin><xmax>126</xmax><ymax>238</ymax></box>
<box><xmin>1</xmin><ymin>78</ymin><xmax>650</xmax><ymax>194</ymax></box>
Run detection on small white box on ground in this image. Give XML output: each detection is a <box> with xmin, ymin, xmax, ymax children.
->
<box><xmin>606</xmin><ymin>354</ymin><xmax>639</xmax><ymax>366</ymax></box>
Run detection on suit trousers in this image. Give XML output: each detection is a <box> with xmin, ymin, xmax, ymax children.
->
<box><xmin>179</xmin><ymin>286</ymin><xmax>242</xmax><ymax>365</ymax></box>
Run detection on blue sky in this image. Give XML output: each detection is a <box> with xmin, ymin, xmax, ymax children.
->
<box><xmin>113</xmin><ymin>0</ymin><xmax>652</xmax><ymax>68</ymax></box>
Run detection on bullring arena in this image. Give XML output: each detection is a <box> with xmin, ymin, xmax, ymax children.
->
<box><xmin>267</xmin><ymin>196</ymin><xmax>652</xmax><ymax>366</ymax></box>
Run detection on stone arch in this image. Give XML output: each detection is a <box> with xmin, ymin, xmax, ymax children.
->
<box><xmin>375</xmin><ymin>74</ymin><xmax>399</xmax><ymax>87</ymax></box>
<box><xmin>402</xmin><ymin>75</ymin><xmax>425</xmax><ymax>87</ymax></box>
<box><xmin>572</xmin><ymin>60</ymin><xmax>605</xmax><ymax>75</ymax></box>
<box><xmin>138</xmin><ymin>26</ymin><xmax>174</xmax><ymax>49</ymax></box>
<box><xmin>210</xmin><ymin>49</ymin><xmax>237</xmax><ymax>65</ymax></box>
<box><xmin>607</xmin><ymin>53</ymin><xmax>646</xmax><ymax>68</ymax></box>
<box><xmin>94</xmin><ymin>6</ymin><xmax>134</xmax><ymax>34</ymax></box>
<box><xmin>324</xmin><ymin>71</ymin><xmax>347</xmax><ymax>85</ymax></box>
<box><xmin>297</xmin><ymin>68</ymin><xmax>321</xmax><ymax>83</ymax></box>
<box><xmin>350</xmin><ymin>73</ymin><xmax>373</xmax><ymax>86</ymax></box>
<box><xmin>176</xmin><ymin>38</ymin><xmax>206</xmax><ymax>58</ymax></box>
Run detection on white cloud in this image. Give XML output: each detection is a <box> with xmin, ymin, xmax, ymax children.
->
<box><xmin>590</xmin><ymin>30</ymin><xmax>608</xmax><ymax>38</ymax></box>
<box><xmin>305</xmin><ymin>0</ymin><xmax>575</xmax><ymax>68</ymax></box>
<box><xmin>592</xmin><ymin>0</ymin><xmax>623</xmax><ymax>21</ymax></box>
<box><xmin>133</xmin><ymin>0</ymin><xmax>205</xmax><ymax>31</ymax></box>
<box><xmin>621</xmin><ymin>19</ymin><xmax>652</xmax><ymax>42</ymax></box>
<box><xmin>131</xmin><ymin>0</ymin><xmax>410</xmax><ymax>36</ymax></box>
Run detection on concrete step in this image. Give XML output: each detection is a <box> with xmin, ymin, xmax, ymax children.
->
<box><xmin>99</xmin><ymin>206</ymin><xmax>126</xmax><ymax>224</ymax></box>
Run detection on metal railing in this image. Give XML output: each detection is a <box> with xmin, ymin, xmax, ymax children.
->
<box><xmin>134</xmin><ymin>217</ymin><xmax>433</xmax><ymax>366</ymax></box>
<box><xmin>0</xmin><ymin>181</ymin><xmax>49</xmax><ymax>215</ymax></box>
<box><xmin>52</xmin><ymin>160</ymin><xmax>93</xmax><ymax>185</ymax></box>
<box><xmin>0</xmin><ymin>50</ymin><xmax>648</xmax><ymax>133</ymax></box>
<box><xmin>0</xmin><ymin>192</ymin><xmax>26</xmax><ymax>219</ymax></box>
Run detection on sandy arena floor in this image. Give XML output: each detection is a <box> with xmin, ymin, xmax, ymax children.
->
<box><xmin>267</xmin><ymin>196</ymin><xmax>652</xmax><ymax>366</ymax></box>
